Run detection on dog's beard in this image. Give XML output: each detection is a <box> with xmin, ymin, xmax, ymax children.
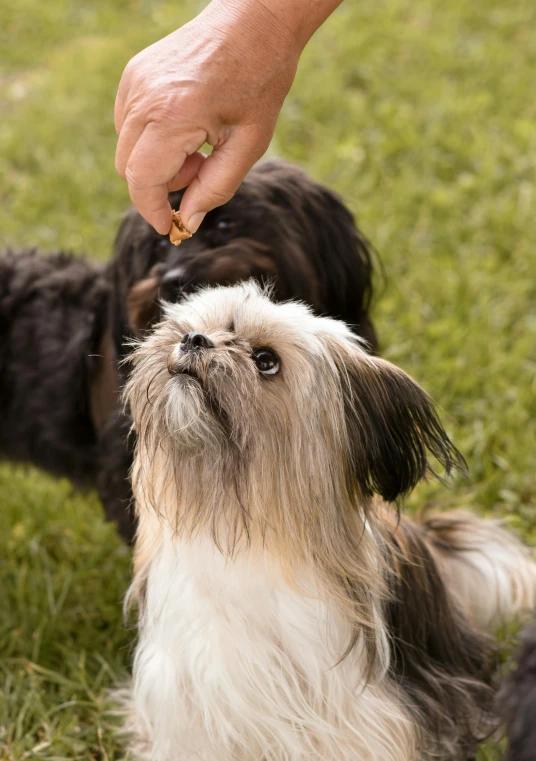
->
<box><xmin>127</xmin><ymin>321</ymin><xmax>261</xmax><ymax>556</ymax></box>
<box><xmin>164</xmin><ymin>376</ymin><xmax>219</xmax><ymax>451</ymax></box>
<box><xmin>167</xmin><ymin>338</ymin><xmax>258</xmax><ymax>449</ymax></box>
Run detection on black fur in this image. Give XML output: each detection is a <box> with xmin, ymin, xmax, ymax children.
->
<box><xmin>499</xmin><ymin>619</ymin><xmax>536</xmax><ymax>761</ymax></box>
<box><xmin>341</xmin><ymin>356</ymin><xmax>465</xmax><ymax>503</ymax></box>
<box><xmin>95</xmin><ymin>402</ymin><xmax>134</xmax><ymax>541</ymax></box>
<box><xmin>0</xmin><ymin>248</ymin><xmax>109</xmax><ymax>484</ymax></box>
<box><xmin>386</xmin><ymin>518</ymin><xmax>495</xmax><ymax>759</ymax></box>
<box><xmin>338</xmin><ymin>353</ymin><xmax>493</xmax><ymax>759</ymax></box>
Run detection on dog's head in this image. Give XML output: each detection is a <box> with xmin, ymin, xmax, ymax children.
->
<box><xmin>109</xmin><ymin>159</ymin><xmax>378</xmax><ymax>362</ymax></box>
<box><xmin>127</xmin><ymin>282</ymin><xmax>462</xmax><ymax>539</ymax></box>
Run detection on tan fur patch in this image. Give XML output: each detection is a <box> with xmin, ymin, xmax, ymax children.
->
<box><xmin>126</xmin><ymin>276</ymin><xmax>161</xmax><ymax>335</ymax></box>
<box><xmin>89</xmin><ymin>331</ymin><xmax>119</xmax><ymax>432</ymax></box>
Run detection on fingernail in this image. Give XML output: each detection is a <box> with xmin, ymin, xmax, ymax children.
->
<box><xmin>185</xmin><ymin>212</ymin><xmax>205</xmax><ymax>234</ymax></box>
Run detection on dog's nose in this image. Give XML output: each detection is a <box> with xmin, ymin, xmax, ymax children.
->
<box><xmin>180</xmin><ymin>332</ymin><xmax>214</xmax><ymax>351</ymax></box>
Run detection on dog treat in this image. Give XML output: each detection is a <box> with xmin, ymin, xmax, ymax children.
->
<box><xmin>169</xmin><ymin>210</ymin><xmax>192</xmax><ymax>246</ymax></box>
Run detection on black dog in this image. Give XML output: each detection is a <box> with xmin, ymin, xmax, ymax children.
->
<box><xmin>108</xmin><ymin>159</ymin><xmax>378</xmax><ymax>353</ymax></box>
<box><xmin>0</xmin><ymin>250</ymin><xmax>110</xmax><ymax>480</ymax></box>
<box><xmin>1</xmin><ymin>159</ymin><xmax>378</xmax><ymax>543</ymax></box>
<box><xmin>499</xmin><ymin>620</ymin><xmax>536</xmax><ymax>761</ymax></box>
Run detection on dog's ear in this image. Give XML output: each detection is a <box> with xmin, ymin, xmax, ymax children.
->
<box><xmin>112</xmin><ymin>207</ymin><xmax>156</xmax><ymax>288</ymax></box>
<box><xmin>338</xmin><ymin>349</ymin><xmax>465</xmax><ymax>502</ymax></box>
<box><xmin>304</xmin><ymin>187</ymin><xmax>378</xmax><ymax>351</ymax></box>
<box><xmin>126</xmin><ymin>276</ymin><xmax>162</xmax><ymax>335</ymax></box>
<box><xmin>108</xmin><ymin>207</ymin><xmax>165</xmax><ymax>354</ymax></box>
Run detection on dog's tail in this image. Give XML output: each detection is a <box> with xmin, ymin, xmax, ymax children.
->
<box><xmin>421</xmin><ymin>512</ymin><xmax>536</xmax><ymax>632</ymax></box>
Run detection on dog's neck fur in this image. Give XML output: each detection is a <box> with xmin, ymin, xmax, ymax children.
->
<box><xmin>130</xmin><ymin>440</ymin><xmax>392</xmax><ymax>666</ymax></box>
<box><xmin>128</xmin><ymin>474</ymin><xmax>513</xmax><ymax>761</ymax></box>
<box><xmin>129</xmin><ymin>490</ymin><xmax>418</xmax><ymax>761</ymax></box>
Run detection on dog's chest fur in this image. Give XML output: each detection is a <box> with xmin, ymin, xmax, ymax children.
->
<box><xmin>130</xmin><ymin>531</ymin><xmax>416</xmax><ymax>761</ymax></box>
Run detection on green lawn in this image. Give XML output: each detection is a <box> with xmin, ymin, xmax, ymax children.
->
<box><xmin>1</xmin><ymin>0</ymin><xmax>535</xmax><ymax>758</ymax></box>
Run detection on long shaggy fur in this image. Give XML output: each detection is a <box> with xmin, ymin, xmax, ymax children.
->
<box><xmin>0</xmin><ymin>160</ymin><xmax>378</xmax><ymax>543</ymax></box>
<box><xmin>121</xmin><ymin>281</ymin><xmax>536</xmax><ymax>761</ymax></box>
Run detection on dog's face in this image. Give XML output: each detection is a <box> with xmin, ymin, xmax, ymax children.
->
<box><xmin>127</xmin><ymin>282</ymin><xmax>461</xmax><ymax>534</ymax></box>
<box><xmin>111</xmin><ymin>159</ymin><xmax>378</xmax><ymax>357</ymax></box>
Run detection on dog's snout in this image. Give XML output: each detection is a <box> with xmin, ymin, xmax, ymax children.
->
<box><xmin>159</xmin><ymin>267</ymin><xmax>189</xmax><ymax>303</ymax></box>
<box><xmin>161</xmin><ymin>267</ymin><xmax>185</xmax><ymax>287</ymax></box>
<box><xmin>180</xmin><ymin>332</ymin><xmax>214</xmax><ymax>351</ymax></box>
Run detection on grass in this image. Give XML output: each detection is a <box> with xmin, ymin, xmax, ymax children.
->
<box><xmin>1</xmin><ymin>0</ymin><xmax>535</xmax><ymax>757</ymax></box>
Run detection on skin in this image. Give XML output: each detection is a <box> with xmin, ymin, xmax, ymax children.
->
<box><xmin>114</xmin><ymin>0</ymin><xmax>343</xmax><ymax>235</ymax></box>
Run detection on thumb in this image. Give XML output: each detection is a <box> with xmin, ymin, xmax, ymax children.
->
<box><xmin>180</xmin><ymin>129</ymin><xmax>270</xmax><ymax>233</ymax></box>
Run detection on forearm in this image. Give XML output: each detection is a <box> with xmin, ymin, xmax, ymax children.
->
<box><xmin>203</xmin><ymin>0</ymin><xmax>344</xmax><ymax>55</ymax></box>
<box><xmin>259</xmin><ymin>0</ymin><xmax>345</xmax><ymax>48</ymax></box>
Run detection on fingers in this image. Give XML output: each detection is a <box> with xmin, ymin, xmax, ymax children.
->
<box><xmin>122</xmin><ymin>121</ymin><xmax>207</xmax><ymax>233</ymax></box>
<box><xmin>127</xmin><ymin>152</ymin><xmax>207</xmax><ymax>234</ymax></box>
<box><xmin>127</xmin><ymin>183</ymin><xmax>173</xmax><ymax>235</ymax></box>
<box><xmin>168</xmin><ymin>152</ymin><xmax>207</xmax><ymax>192</ymax></box>
<box><xmin>179</xmin><ymin>128</ymin><xmax>270</xmax><ymax>232</ymax></box>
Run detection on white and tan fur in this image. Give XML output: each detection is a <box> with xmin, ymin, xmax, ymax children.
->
<box><xmin>122</xmin><ymin>282</ymin><xmax>535</xmax><ymax>761</ymax></box>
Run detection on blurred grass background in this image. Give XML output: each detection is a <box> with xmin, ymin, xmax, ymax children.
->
<box><xmin>1</xmin><ymin>0</ymin><xmax>535</xmax><ymax>758</ymax></box>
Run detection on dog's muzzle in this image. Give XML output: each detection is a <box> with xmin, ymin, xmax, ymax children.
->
<box><xmin>159</xmin><ymin>267</ymin><xmax>189</xmax><ymax>302</ymax></box>
<box><xmin>168</xmin><ymin>333</ymin><xmax>214</xmax><ymax>377</ymax></box>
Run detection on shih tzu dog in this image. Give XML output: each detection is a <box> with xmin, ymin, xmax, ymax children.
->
<box><xmin>122</xmin><ymin>281</ymin><xmax>535</xmax><ymax>761</ymax></box>
<box><xmin>499</xmin><ymin>618</ymin><xmax>536</xmax><ymax>761</ymax></box>
<box><xmin>0</xmin><ymin>159</ymin><xmax>377</xmax><ymax>543</ymax></box>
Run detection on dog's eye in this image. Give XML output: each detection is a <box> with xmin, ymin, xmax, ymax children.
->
<box><xmin>252</xmin><ymin>347</ymin><xmax>280</xmax><ymax>376</ymax></box>
<box><xmin>203</xmin><ymin>217</ymin><xmax>240</xmax><ymax>248</ymax></box>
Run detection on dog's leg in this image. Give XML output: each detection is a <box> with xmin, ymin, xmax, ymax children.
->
<box><xmin>422</xmin><ymin>513</ymin><xmax>536</xmax><ymax>631</ymax></box>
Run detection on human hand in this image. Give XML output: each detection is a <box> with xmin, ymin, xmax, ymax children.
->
<box><xmin>114</xmin><ymin>0</ymin><xmax>304</xmax><ymax>235</ymax></box>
